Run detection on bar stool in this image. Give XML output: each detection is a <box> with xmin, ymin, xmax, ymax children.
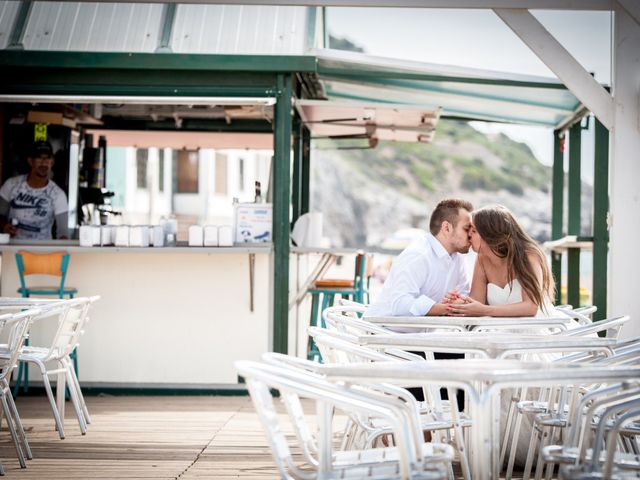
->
<box><xmin>14</xmin><ymin>251</ymin><xmax>78</xmax><ymax>395</ymax></box>
<box><xmin>307</xmin><ymin>253</ymin><xmax>372</xmax><ymax>360</ymax></box>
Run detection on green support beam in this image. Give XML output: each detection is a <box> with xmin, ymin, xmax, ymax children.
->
<box><xmin>592</xmin><ymin>118</ymin><xmax>609</xmax><ymax>320</ymax></box>
<box><xmin>156</xmin><ymin>4</ymin><xmax>177</xmax><ymax>53</ymax></box>
<box><xmin>567</xmin><ymin>122</ymin><xmax>582</xmax><ymax>308</ymax></box>
<box><xmin>0</xmin><ymin>67</ymin><xmax>280</xmax><ymax>97</ymax></box>
<box><xmin>301</xmin><ymin>126</ymin><xmax>311</xmax><ymax>215</ymax></box>
<box><xmin>291</xmin><ymin>116</ymin><xmax>302</xmax><ymax>226</ymax></box>
<box><xmin>272</xmin><ymin>73</ymin><xmax>293</xmax><ymax>354</ymax></box>
<box><xmin>0</xmin><ymin>51</ymin><xmax>318</xmax><ymax>73</ymax></box>
<box><xmin>7</xmin><ymin>1</ymin><xmax>32</xmax><ymax>50</ymax></box>
<box><xmin>551</xmin><ymin>129</ymin><xmax>564</xmax><ymax>304</ymax></box>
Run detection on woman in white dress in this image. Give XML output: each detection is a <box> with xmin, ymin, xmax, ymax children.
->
<box><xmin>445</xmin><ymin>204</ymin><xmax>557</xmax><ymax>318</ymax></box>
<box><xmin>445</xmin><ymin>205</ymin><xmax>564</xmax><ymax>466</ymax></box>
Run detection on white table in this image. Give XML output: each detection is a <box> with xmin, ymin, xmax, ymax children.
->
<box><xmin>320</xmin><ymin>360</ymin><xmax>640</xmax><ymax>480</ymax></box>
<box><xmin>366</xmin><ymin>315</ymin><xmax>574</xmax><ymax>332</ymax></box>
<box><xmin>357</xmin><ymin>332</ymin><xmax>616</xmax><ymax>359</ymax></box>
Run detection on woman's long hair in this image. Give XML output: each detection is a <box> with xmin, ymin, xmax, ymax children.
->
<box><xmin>472</xmin><ymin>205</ymin><xmax>555</xmax><ymax>311</ymax></box>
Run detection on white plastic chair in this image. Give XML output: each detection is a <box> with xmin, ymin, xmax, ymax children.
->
<box><xmin>0</xmin><ymin>296</ymin><xmax>98</xmax><ymax>438</ymax></box>
<box><xmin>305</xmin><ymin>328</ymin><xmax>472</xmax><ymax>479</ymax></box>
<box><xmin>505</xmin><ymin>335</ymin><xmax>640</xmax><ymax>479</ymax></box>
<box><xmin>0</xmin><ymin>308</ymin><xmax>41</xmax><ymax>474</ymax></box>
<box><xmin>236</xmin><ymin>359</ymin><xmax>455</xmax><ymax>480</ymax></box>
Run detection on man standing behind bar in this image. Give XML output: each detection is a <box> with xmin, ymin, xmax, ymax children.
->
<box><xmin>0</xmin><ymin>141</ymin><xmax>69</xmax><ymax>240</ymax></box>
<box><xmin>365</xmin><ymin>198</ymin><xmax>473</xmax><ymax>318</ymax></box>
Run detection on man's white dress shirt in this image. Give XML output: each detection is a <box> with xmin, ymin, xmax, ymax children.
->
<box><xmin>365</xmin><ymin>233</ymin><xmax>471</xmax><ymax>317</ymax></box>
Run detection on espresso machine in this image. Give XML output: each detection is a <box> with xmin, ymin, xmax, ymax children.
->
<box><xmin>78</xmin><ymin>134</ymin><xmax>120</xmax><ymax>225</ymax></box>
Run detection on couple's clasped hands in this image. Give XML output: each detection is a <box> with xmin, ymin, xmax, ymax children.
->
<box><xmin>441</xmin><ymin>289</ymin><xmax>488</xmax><ymax>317</ymax></box>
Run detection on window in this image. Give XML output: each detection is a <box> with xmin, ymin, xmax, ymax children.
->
<box><xmin>177</xmin><ymin>149</ymin><xmax>199</xmax><ymax>193</ymax></box>
<box><xmin>215</xmin><ymin>153</ymin><xmax>228</xmax><ymax>195</ymax></box>
<box><xmin>136</xmin><ymin>149</ymin><xmax>148</xmax><ymax>189</ymax></box>
<box><xmin>158</xmin><ymin>149</ymin><xmax>165</xmax><ymax>192</ymax></box>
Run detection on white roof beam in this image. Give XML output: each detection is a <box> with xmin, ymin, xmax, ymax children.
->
<box><xmin>494</xmin><ymin>8</ymin><xmax>614</xmax><ymax>130</ymax></box>
<box><xmin>617</xmin><ymin>0</ymin><xmax>640</xmax><ymax>26</ymax></box>
<box><xmin>34</xmin><ymin>0</ymin><xmax>614</xmax><ymax>8</ymax></box>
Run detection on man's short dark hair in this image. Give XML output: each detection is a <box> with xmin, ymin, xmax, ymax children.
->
<box><xmin>429</xmin><ymin>198</ymin><xmax>473</xmax><ymax>235</ymax></box>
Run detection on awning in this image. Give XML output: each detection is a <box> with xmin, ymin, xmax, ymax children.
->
<box><xmin>296</xmin><ymin>99</ymin><xmax>441</xmax><ymax>144</ymax></box>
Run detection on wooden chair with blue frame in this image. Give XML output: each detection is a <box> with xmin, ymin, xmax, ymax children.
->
<box><xmin>307</xmin><ymin>253</ymin><xmax>372</xmax><ymax>360</ymax></box>
<box><xmin>14</xmin><ymin>250</ymin><xmax>78</xmax><ymax>394</ymax></box>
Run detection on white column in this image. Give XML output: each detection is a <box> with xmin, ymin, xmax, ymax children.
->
<box><xmin>610</xmin><ymin>5</ymin><xmax>640</xmax><ymax>336</ymax></box>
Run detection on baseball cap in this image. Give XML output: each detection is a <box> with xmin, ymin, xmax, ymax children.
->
<box><xmin>29</xmin><ymin>141</ymin><xmax>54</xmax><ymax>158</ymax></box>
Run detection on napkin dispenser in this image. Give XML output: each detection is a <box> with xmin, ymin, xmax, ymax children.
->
<box><xmin>115</xmin><ymin>226</ymin><xmax>130</xmax><ymax>247</ymax></box>
<box><xmin>218</xmin><ymin>225</ymin><xmax>233</xmax><ymax>247</ymax></box>
<box><xmin>101</xmin><ymin>225</ymin><xmax>114</xmax><ymax>246</ymax></box>
<box><xmin>151</xmin><ymin>225</ymin><xmax>165</xmax><ymax>247</ymax></box>
<box><xmin>130</xmin><ymin>226</ymin><xmax>150</xmax><ymax>247</ymax></box>
<box><xmin>188</xmin><ymin>225</ymin><xmax>203</xmax><ymax>246</ymax></box>
<box><xmin>203</xmin><ymin>225</ymin><xmax>218</xmax><ymax>247</ymax></box>
<box><xmin>79</xmin><ymin>225</ymin><xmax>94</xmax><ymax>247</ymax></box>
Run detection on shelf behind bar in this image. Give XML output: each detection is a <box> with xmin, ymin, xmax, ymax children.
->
<box><xmin>543</xmin><ymin>235</ymin><xmax>593</xmax><ymax>253</ymax></box>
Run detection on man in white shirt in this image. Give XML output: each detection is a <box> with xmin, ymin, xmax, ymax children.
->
<box><xmin>365</xmin><ymin>198</ymin><xmax>473</xmax><ymax>317</ymax></box>
<box><xmin>0</xmin><ymin>141</ymin><xmax>69</xmax><ymax>240</ymax></box>
<box><xmin>365</xmin><ymin>198</ymin><xmax>473</xmax><ymax>406</ymax></box>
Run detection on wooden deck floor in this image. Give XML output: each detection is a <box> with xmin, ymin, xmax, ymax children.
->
<box><xmin>0</xmin><ymin>395</ymin><xmax>282</xmax><ymax>479</ymax></box>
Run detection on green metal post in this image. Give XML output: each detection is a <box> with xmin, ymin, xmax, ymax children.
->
<box><xmin>273</xmin><ymin>73</ymin><xmax>293</xmax><ymax>354</ymax></box>
<box><xmin>592</xmin><ymin>119</ymin><xmax>609</xmax><ymax>320</ymax></box>
<box><xmin>7</xmin><ymin>1</ymin><xmax>32</xmax><ymax>50</ymax></box>
<box><xmin>301</xmin><ymin>126</ymin><xmax>311</xmax><ymax>215</ymax></box>
<box><xmin>156</xmin><ymin>4</ymin><xmax>177</xmax><ymax>53</ymax></box>
<box><xmin>567</xmin><ymin>122</ymin><xmax>582</xmax><ymax>308</ymax></box>
<box><xmin>291</xmin><ymin>116</ymin><xmax>302</xmax><ymax>226</ymax></box>
<box><xmin>551</xmin><ymin>130</ymin><xmax>564</xmax><ymax>305</ymax></box>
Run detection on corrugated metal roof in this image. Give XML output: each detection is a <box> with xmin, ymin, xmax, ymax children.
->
<box><xmin>171</xmin><ymin>5</ymin><xmax>309</xmax><ymax>54</ymax></box>
<box><xmin>0</xmin><ymin>1</ymin><xmax>311</xmax><ymax>54</ymax></box>
<box><xmin>0</xmin><ymin>1</ymin><xmax>21</xmax><ymax>49</ymax></box>
<box><xmin>0</xmin><ymin>2</ymin><xmax>586</xmax><ymax>128</ymax></box>
<box><xmin>22</xmin><ymin>2</ymin><xmax>164</xmax><ymax>52</ymax></box>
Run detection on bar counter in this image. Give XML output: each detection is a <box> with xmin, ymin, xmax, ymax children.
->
<box><xmin>0</xmin><ymin>240</ymin><xmax>272</xmax><ymax>390</ymax></box>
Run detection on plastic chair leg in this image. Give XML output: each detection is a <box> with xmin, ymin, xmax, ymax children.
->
<box><xmin>12</xmin><ymin>338</ymin><xmax>29</xmax><ymax>397</ymax></box>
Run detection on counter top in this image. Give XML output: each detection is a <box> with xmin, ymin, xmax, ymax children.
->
<box><xmin>0</xmin><ymin>240</ymin><xmax>272</xmax><ymax>254</ymax></box>
<box><xmin>291</xmin><ymin>246</ymin><xmax>401</xmax><ymax>255</ymax></box>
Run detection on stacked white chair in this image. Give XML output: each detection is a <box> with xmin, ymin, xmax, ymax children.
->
<box><xmin>236</xmin><ymin>358</ymin><xmax>455</xmax><ymax>479</ymax></box>
<box><xmin>0</xmin><ymin>296</ymin><xmax>99</xmax><ymax>439</ymax></box>
<box><xmin>0</xmin><ymin>307</ymin><xmax>42</xmax><ymax>474</ymax></box>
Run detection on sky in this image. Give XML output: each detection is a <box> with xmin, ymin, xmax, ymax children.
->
<box><xmin>326</xmin><ymin>8</ymin><xmax>611</xmax><ymax>180</ymax></box>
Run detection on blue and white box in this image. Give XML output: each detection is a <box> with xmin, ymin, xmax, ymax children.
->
<box><xmin>234</xmin><ymin>203</ymin><xmax>272</xmax><ymax>244</ymax></box>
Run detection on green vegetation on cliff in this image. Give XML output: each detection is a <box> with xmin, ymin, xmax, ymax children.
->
<box><xmin>325</xmin><ymin>119</ymin><xmax>551</xmax><ymax>200</ymax></box>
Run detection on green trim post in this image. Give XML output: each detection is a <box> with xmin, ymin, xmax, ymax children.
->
<box><xmin>156</xmin><ymin>4</ymin><xmax>177</xmax><ymax>53</ymax></box>
<box><xmin>304</xmin><ymin>7</ymin><xmax>319</xmax><ymax>51</ymax></box>
<box><xmin>291</xmin><ymin>116</ymin><xmax>302</xmax><ymax>226</ymax></box>
<box><xmin>301</xmin><ymin>126</ymin><xmax>311</xmax><ymax>215</ymax></box>
<box><xmin>592</xmin><ymin>118</ymin><xmax>609</xmax><ymax>320</ymax></box>
<box><xmin>7</xmin><ymin>1</ymin><xmax>32</xmax><ymax>50</ymax></box>
<box><xmin>551</xmin><ymin>129</ymin><xmax>564</xmax><ymax>304</ymax></box>
<box><xmin>273</xmin><ymin>73</ymin><xmax>293</xmax><ymax>354</ymax></box>
<box><xmin>567</xmin><ymin>122</ymin><xmax>582</xmax><ymax>307</ymax></box>
<box><xmin>322</xmin><ymin>7</ymin><xmax>329</xmax><ymax>48</ymax></box>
